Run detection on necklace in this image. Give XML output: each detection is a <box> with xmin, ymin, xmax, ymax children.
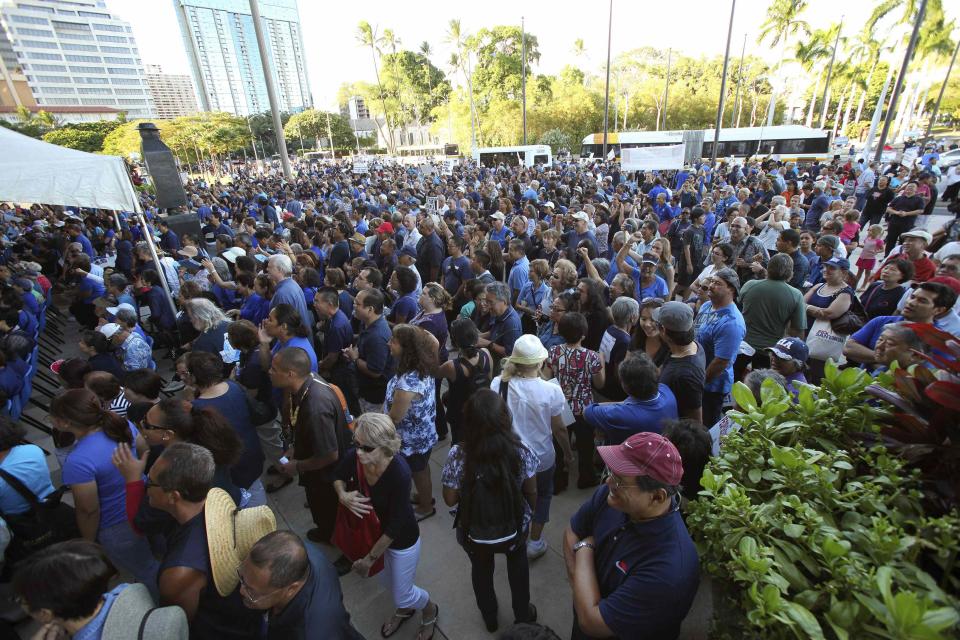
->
<box><xmin>287</xmin><ymin>380</ymin><xmax>314</xmax><ymax>428</ymax></box>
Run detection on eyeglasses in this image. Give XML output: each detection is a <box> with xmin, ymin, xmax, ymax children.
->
<box><xmin>237</xmin><ymin>568</ymin><xmax>283</xmax><ymax>604</ymax></box>
<box><xmin>353</xmin><ymin>439</ymin><xmax>377</xmax><ymax>454</ymax></box>
<box><xmin>601</xmin><ymin>469</ymin><xmax>640</xmax><ymax>492</ymax></box>
<box><xmin>143</xmin><ymin>477</ymin><xmax>168</xmax><ymax>491</ymax></box>
<box><xmin>141</xmin><ymin>418</ymin><xmax>166</xmax><ymax>431</ymax></box>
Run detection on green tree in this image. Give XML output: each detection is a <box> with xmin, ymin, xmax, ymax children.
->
<box><xmin>285</xmin><ymin>109</ymin><xmax>356</xmax><ymax>150</ymax></box>
<box><xmin>100</xmin><ymin>119</ymin><xmax>155</xmax><ymax>157</ymax></box>
<box><xmin>757</xmin><ymin>0</ymin><xmax>810</xmax><ymax>125</ymax></box>
<box><xmin>470</xmin><ymin>26</ymin><xmax>541</xmax><ymax>105</ymax></box>
<box><xmin>537</xmin><ymin>128</ymin><xmax>572</xmax><ymax>154</ymax></box>
<box><xmin>379</xmin><ymin>50</ymin><xmax>451</xmax><ymax>127</ymax></box>
<box><xmin>42</xmin><ymin>120</ymin><xmax>119</xmax><ymax>152</ymax></box>
<box><xmin>356</xmin><ymin>21</ymin><xmax>396</xmax><ymax>154</ymax></box>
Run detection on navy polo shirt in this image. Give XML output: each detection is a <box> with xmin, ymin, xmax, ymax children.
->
<box><xmin>357</xmin><ymin>315</ymin><xmax>394</xmax><ymax>403</ymax></box>
<box><xmin>569</xmin><ymin>486</ymin><xmax>700</xmax><ymax>640</ymax></box>
<box><xmin>389</xmin><ymin>293</ymin><xmax>419</xmax><ymax>324</ymax></box>
<box><xmin>583</xmin><ymin>386</ymin><xmax>679</xmax><ymax>445</ymax></box>
<box><xmin>323</xmin><ymin>309</ymin><xmax>353</xmax><ymax>359</ymax></box>
<box><xmin>489</xmin><ymin>307</ymin><xmax>522</xmax><ymax>355</ymax></box>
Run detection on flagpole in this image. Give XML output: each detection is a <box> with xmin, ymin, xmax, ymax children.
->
<box><xmin>712</xmin><ymin>0</ymin><xmax>736</xmax><ymax>168</ymax></box>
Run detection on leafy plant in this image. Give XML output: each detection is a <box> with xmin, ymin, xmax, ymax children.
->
<box><xmin>687</xmin><ymin>362</ymin><xmax>960</xmax><ymax>639</ymax></box>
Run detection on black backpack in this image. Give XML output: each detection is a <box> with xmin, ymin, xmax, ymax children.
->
<box><xmin>460</xmin><ymin>351</ymin><xmax>491</xmax><ymax>401</ymax></box>
<box><xmin>0</xmin><ymin>468</ymin><xmax>79</xmax><ymax>570</ymax></box>
<box><xmin>455</xmin><ymin>457</ymin><xmax>525</xmax><ymax>550</ymax></box>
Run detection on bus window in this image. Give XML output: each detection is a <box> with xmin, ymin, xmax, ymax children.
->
<box><xmin>534</xmin><ymin>154</ymin><xmax>549</xmax><ymax>165</ymax></box>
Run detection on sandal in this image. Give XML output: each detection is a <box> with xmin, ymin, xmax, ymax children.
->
<box><xmin>417</xmin><ymin>603</ymin><xmax>439</xmax><ymax>640</ymax></box>
<box><xmin>380</xmin><ymin>608</ymin><xmax>415</xmax><ymax>638</ymax></box>
<box><xmin>415</xmin><ymin>507</ymin><xmax>437</xmax><ymax>522</ymax></box>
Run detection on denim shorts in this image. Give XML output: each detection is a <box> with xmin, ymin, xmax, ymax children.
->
<box><xmin>532</xmin><ymin>466</ymin><xmax>555</xmax><ymax>524</ymax></box>
<box><xmin>404</xmin><ymin>449</ymin><xmax>432</xmax><ymax>473</ymax></box>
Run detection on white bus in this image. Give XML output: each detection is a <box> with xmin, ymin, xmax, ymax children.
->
<box><xmin>580</xmin><ymin>126</ymin><xmax>832</xmax><ymax>163</ymax></box>
<box><xmin>472</xmin><ymin>144</ymin><xmax>552</xmax><ymax>168</ymax></box>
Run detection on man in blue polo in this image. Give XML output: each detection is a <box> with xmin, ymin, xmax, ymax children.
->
<box><xmin>584</xmin><ymin>352</ymin><xmax>678</xmax><ymax>445</ymax></box>
<box><xmin>479</xmin><ymin>281</ymin><xmax>522</xmax><ymax>360</ymax></box>
<box><xmin>345</xmin><ymin>289</ymin><xmax>394</xmax><ymax>414</ymax></box>
<box><xmin>489</xmin><ymin>212</ymin><xmax>512</xmax><ymax>249</ymax></box>
<box><xmin>564</xmin><ymin>432</ymin><xmax>699</xmax><ymax>640</ymax></box>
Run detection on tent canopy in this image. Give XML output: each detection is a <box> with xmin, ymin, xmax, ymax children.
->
<box><xmin>0</xmin><ymin>125</ymin><xmax>141</xmax><ymax>212</ymax></box>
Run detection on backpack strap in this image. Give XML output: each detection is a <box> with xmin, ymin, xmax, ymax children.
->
<box><xmin>138</xmin><ymin>607</ymin><xmax>159</xmax><ymax>640</ymax></box>
<box><xmin>498</xmin><ymin>379</ymin><xmax>509</xmax><ymax>402</ymax></box>
<box><xmin>0</xmin><ymin>467</ymin><xmax>41</xmax><ymax>510</ymax></box>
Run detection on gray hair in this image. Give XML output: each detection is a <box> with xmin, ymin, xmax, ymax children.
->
<box><xmin>485</xmin><ymin>281</ymin><xmax>511</xmax><ymax>305</ymax></box>
<box><xmin>880</xmin><ymin>322</ymin><xmax>926</xmax><ymax>353</ymax></box>
<box><xmin>742</xmin><ymin>369</ymin><xmax>787</xmax><ymax>406</ymax></box>
<box><xmin>611</xmin><ymin>296</ymin><xmax>640</xmax><ymax>327</ymax></box>
<box><xmin>770</xmin><ymin>195</ymin><xmax>786</xmax><ymax>207</ymax></box>
<box><xmin>611</xmin><ymin>230</ymin><xmax>628</xmax><ymax>247</ymax></box>
<box><xmin>186</xmin><ymin>298</ymin><xmax>228</xmax><ymax>332</ymax></box>
<box><xmin>354</xmin><ymin>413</ymin><xmax>402</xmax><ymax>457</ymax></box>
<box><xmin>592</xmin><ymin>258</ymin><xmax>610</xmax><ymax>280</ymax></box>
<box><xmin>155</xmin><ymin>442</ymin><xmax>215</xmax><ymax>503</ymax></box>
<box><xmin>267</xmin><ymin>253</ymin><xmax>293</xmax><ymax>276</ymax></box>
<box><xmin>115</xmin><ymin>307</ymin><xmax>138</xmax><ymax>328</ymax></box>
<box><xmin>766</xmin><ymin>253</ymin><xmax>794</xmax><ymax>282</ymax></box>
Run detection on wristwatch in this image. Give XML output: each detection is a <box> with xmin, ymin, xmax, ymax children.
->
<box><xmin>573</xmin><ymin>540</ymin><xmax>595</xmax><ymax>554</ymax></box>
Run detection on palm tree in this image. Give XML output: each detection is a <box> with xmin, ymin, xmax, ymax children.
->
<box><xmin>793</xmin><ymin>36</ymin><xmax>832</xmax><ymax>126</ymax></box>
<box><xmin>757</xmin><ymin>0</ymin><xmax>811</xmax><ymax>126</ymax></box>
<box><xmin>356</xmin><ymin>20</ymin><xmax>395</xmax><ymax>154</ymax></box>
<box><xmin>445</xmin><ymin>19</ymin><xmax>481</xmax><ymax>147</ymax></box>
<box><xmin>418</xmin><ymin>41</ymin><xmax>435</xmax><ymax>124</ymax></box>
<box><xmin>379</xmin><ymin>28</ymin><xmax>410</xmax><ymax>130</ymax></box>
<box><xmin>572</xmin><ymin>38</ymin><xmax>586</xmax><ymax>60</ymax></box>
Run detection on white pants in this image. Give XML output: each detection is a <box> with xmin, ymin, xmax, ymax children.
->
<box><xmin>380</xmin><ymin>538</ymin><xmax>429</xmax><ymax>611</ymax></box>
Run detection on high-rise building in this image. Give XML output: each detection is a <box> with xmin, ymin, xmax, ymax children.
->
<box><xmin>173</xmin><ymin>0</ymin><xmax>312</xmax><ymax>116</ymax></box>
<box><xmin>145</xmin><ymin>63</ymin><xmax>198</xmax><ymax>119</ymax></box>
<box><xmin>340</xmin><ymin>95</ymin><xmax>369</xmax><ymax>120</ymax></box>
<box><xmin>0</xmin><ymin>0</ymin><xmax>155</xmax><ymax>119</ymax></box>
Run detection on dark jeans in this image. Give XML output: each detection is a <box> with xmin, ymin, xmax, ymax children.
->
<box><xmin>572</xmin><ymin>416</ymin><xmax>597</xmax><ymax>483</ymax></box>
<box><xmin>703</xmin><ymin>390</ymin><xmax>726</xmax><ymax>427</ymax></box>
<box><xmin>465</xmin><ymin>538</ymin><xmax>531</xmax><ymax>621</ymax></box>
<box><xmin>858</xmin><ymin>209</ymin><xmax>885</xmax><ymax>243</ymax></box>
<box><xmin>885</xmin><ymin>218</ymin><xmax>914</xmax><ymax>257</ymax></box>
<box><xmin>304</xmin><ymin>478</ymin><xmax>338</xmax><ymax>543</ymax></box>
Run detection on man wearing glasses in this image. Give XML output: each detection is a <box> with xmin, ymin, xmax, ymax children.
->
<box><xmin>563</xmin><ymin>432</ymin><xmax>699</xmax><ymax>640</ymax></box>
<box><xmin>238</xmin><ymin>530</ymin><xmax>363</xmax><ymax>639</ymax></box>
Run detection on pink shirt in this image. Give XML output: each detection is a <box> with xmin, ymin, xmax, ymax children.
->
<box><xmin>860</xmin><ymin>237</ymin><xmax>884</xmax><ymax>260</ymax></box>
<box><xmin>840</xmin><ymin>221</ymin><xmax>861</xmax><ymax>243</ymax></box>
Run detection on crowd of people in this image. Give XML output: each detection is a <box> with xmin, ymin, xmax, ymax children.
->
<box><xmin>0</xmin><ymin>139</ymin><xmax>958</xmax><ymax>640</ymax></box>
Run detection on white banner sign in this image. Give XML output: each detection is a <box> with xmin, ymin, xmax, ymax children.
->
<box><xmin>352</xmin><ymin>162</ymin><xmax>368</xmax><ymax>174</ymax></box>
<box><xmin>621</xmin><ymin>144</ymin><xmax>686</xmax><ymax>171</ymax></box>
<box><xmin>426</xmin><ymin>196</ymin><xmax>440</xmax><ymax>212</ymax></box>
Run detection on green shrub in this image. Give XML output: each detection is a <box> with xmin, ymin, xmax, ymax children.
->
<box><xmin>687</xmin><ymin>363</ymin><xmax>960</xmax><ymax>639</ymax></box>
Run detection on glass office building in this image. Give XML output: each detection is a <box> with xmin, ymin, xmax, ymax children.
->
<box><xmin>174</xmin><ymin>0</ymin><xmax>311</xmax><ymax>116</ymax></box>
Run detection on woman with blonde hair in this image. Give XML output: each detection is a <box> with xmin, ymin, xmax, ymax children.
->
<box><xmin>651</xmin><ymin>237</ymin><xmax>676</xmax><ymax>298</ymax></box>
<box><xmin>334</xmin><ymin>413</ymin><xmax>438</xmax><ymax>639</ymax></box>
<box><xmin>185</xmin><ymin>297</ymin><xmax>231</xmax><ymax>358</ymax></box>
<box><xmin>412</xmin><ymin>282</ymin><xmax>452</xmax><ymax>439</ymax></box>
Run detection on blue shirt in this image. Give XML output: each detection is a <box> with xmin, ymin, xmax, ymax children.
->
<box><xmin>489</xmin><ymin>226</ymin><xmax>512</xmax><ymax>249</ymax></box>
<box><xmin>569</xmin><ymin>486</ymin><xmax>700</xmax><ymax>640</ymax></box>
<box><xmin>804</xmin><ymin>194</ymin><xmax>832</xmax><ymax>230</ymax></box>
<box><xmin>272</xmin><ymin>278</ymin><xmax>312</xmax><ymax>333</ymax></box>
<box><xmin>489</xmin><ymin>307</ymin><xmax>522</xmax><ymax>355</ymax></box>
<box><xmin>508</xmin><ymin>255</ymin><xmax>530</xmax><ymax>295</ymax></box>
<box><xmin>192</xmin><ymin>381</ymin><xmax>265</xmax><ymax>489</ymax></box>
<box><xmin>357</xmin><ymin>316</ymin><xmax>394</xmax><ymax>403</ymax></box>
<box><xmin>78</xmin><ymin>274</ymin><xmax>105</xmax><ymax>304</ymax></box>
<box><xmin>76</xmin><ymin>233</ymin><xmax>96</xmax><ymax>258</ymax></box>
<box><xmin>0</xmin><ymin>444</ymin><xmax>55</xmax><ymax>515</ymax></box>
<box><xmin>389</xmin><ymin>293</ymin><xmax>419</xmax><ymax>324</ymax></box>
<box><xmin>441</xmin><ymin>255</ymin><xmax>473</xmax><ymax>294</ymax></box>
<box><xmin>323</xmin><ymin>309</ymin><xmax>353</xmax><ymax>358</ymax></box>
<box><xmin>583</xmin><ymin>387</ymin><xmax>679</xmax><ymax>445</ymax></box>
<box><xmin>517</xmin><ymin>280</ymin><xmax>549</xmax><ymax>312</ymax></box>
<box><xmin>62</xmin><ymin>427</ymin><xmax>139</xmax><ymax>530</ymax></box>
<box><xmin>239</xmin><ymin>292</ymin><xmax>271</xmax><ymax>326</ymax></box>
<box><xmin>629</xmin><ymin>267</ymin><xmax>669</xmax><ymax>300</ymax></box>
<box><xmin>694</xmin><ymin>301</ymin><xmax>746</xmax><ymax>394</ymax></box>
<box><xmin>272</xmin><ymin>335</ymin><xmax>318</xmax><ymax>373</ymax></box>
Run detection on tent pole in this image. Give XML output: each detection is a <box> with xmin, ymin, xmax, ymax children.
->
<box><xmin>112</xmin><ymin>210</ymin><xmax>121</xmax><ymax>232</ymax></box>
<box><xmin>136</xmin><ymin>211</ymin><xmax>178</xmax><ymax>318</ymax></box>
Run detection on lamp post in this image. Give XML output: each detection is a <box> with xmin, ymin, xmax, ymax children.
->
<box><xmin>248</xmin><ymin>0</ymin><xmax>292</xmax><ymax>180</ymax></box>
<box><xmin>601</xmin><ymin>0</ymin><xmax>613</xmax><ymax>160</ymax></box>
<box><xmin>711</xmin><ymin>0</ymin><xmax>736</xmax><ymax>168</ymax></box>
<box><xmin>921</xmin><ymin>37</ymin><xmax>959</xmax><ymax>148</ymax></box>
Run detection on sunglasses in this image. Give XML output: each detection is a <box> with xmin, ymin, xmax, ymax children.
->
<box><xmin>353</xmin><ymin>439</ymin><xmax>377</xmax><ymax>454</ymax></box>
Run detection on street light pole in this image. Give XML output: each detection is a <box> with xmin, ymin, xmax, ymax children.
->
<box><xmin>921</xmin><ymin>37</ymin><xmax>959</xmax><ymax>148</ymax></box>
<box><xmin>819</xmin><ymin>16</ymin><xmax>844</xmax><ymax>129</ymax></box>
<box><xmin>521</xmin><ymin>16</ymin><xmax>527</xmax><ymax>145</ymax></box>
<box><xmin>248</xmin><ymin>0</ymin><xmax>292</xmax><ymax>180</ymax></box>
<box><xmin>602</xmin><ymin>0</ymin><xmax>613</xmax><ymax>161</ymax></box>
<box><xmin>662</xmin><ymin>48</ymin><xmax>672</xmax><ymax>131</ymax></box>
<box><xmin>874</xmin><ymin>0</ymin><xmax>928</xmax><ymax>162</ymax></box>
<box><xmin>731</xmin><ymin>33</ymin><xmax>746</xmax><ymax>127</ymax></box>
<box><xmin>712</xmin><ymin>0</ymin><xmax>736</xmax><ymax>169</ymax></box>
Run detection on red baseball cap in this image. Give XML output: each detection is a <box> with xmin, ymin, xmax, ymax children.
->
<box><xmin>928</xmin><ymin>276</ymin><xmax>960</xmax><ymax>295</ymax></box>
<box><xmin>377</xmin><ymin>221</ymin><xmax>395</xmax><ymax>234</ymax></box>
<box><xmin>597</xmin><ymin>432</ymin><xmax>683</xmax><ymax>485</ymax></box>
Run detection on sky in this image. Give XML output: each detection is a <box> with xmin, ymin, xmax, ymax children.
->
<box><xmin>105</xmin><ymin>0</ymin><xmax>957</xmax><ymax>110</ymax></box>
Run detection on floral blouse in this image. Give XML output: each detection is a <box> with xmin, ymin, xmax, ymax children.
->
<box><xmin>548</xmin><ymin>344</ymin><xmax>603</xmax><ymax>415</ymax></box>
<box><xmin>385</xmin><ymin>371</ymin><xmax>438</xmax><ymax>456</ymax></box>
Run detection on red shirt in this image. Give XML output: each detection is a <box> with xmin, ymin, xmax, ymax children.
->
<box><xmin>872</xmin><ymin>251</ymin><xmax>937</xmax><ymax>283</ymax></box>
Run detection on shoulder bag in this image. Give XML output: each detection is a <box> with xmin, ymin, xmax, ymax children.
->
<box><xmin>331</xmin><ymin>456</ymin><xmax>385</xmax><ymax>577</ymax></box>
<box><xmin>0</xmin><ymin>468</ymin><xmax>79</xmax><ymax>566</ymax></box>
<box><xmin>829</xmin><ymin>287</ymin><xmax>867</xmax><ymax>335</ymax></box>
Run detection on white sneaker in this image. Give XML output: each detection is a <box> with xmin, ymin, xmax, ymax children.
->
<box><xmin>526</xmin><ymin>538</ymin><xmax>547</xmax><ymax>560</ymax></box>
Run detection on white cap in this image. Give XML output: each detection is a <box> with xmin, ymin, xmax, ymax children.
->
<box><xmin>98</xmin><ymin>323</ymin><xmax>121</xmax><ymax>339</ymax></box>
<box><xmin>221</xmin><ymin>247</ymin><xmax>246</xmax><ymax>263</ymax></box>
<box><xmin>572</xmin><ymin>212</ymin><xmax>590</xmax><ymax>222</ymax></box>
<box><xmin>489</xmin><ymin>212</ymin><xmax>506</xmax><ymax>221</ymax></box>
<box><xmin>543</xmin><ymin>201</ymin><xmax>555</xmax><ymax>209</ymax></box>
<box><xmin>106</xmin><ymin>302</ymin><xmax>135</xmax><ymax>316</ymax></box>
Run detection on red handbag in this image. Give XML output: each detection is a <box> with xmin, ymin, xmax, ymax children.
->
<box><xmin>332</xmin><ymin>457</ymin><xmax>385</xmax><ymax>577</ymax></box>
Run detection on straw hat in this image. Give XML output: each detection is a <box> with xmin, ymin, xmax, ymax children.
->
<box><xmin>204</xmin><ymin>488</ymin><xmax>276</xmax><ymax>596</ymax></box>
<box><xmin>505</xmin><ymin>334</ymin><xmax>548</xmax><ymax>365</ymax></box>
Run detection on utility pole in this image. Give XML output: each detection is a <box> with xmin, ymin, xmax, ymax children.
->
<box><xmin>662</xmin><ymin>48</ymin><xmax>672</xmax><ymax>131</ymax></box>
<box><xmin>875</xmin><ymin>0</ymin><xmax>928</xmax><ymax>162</ymax></box>
<box><xmin>712</xmin><ymin>0</ymin><xmax>736</xmax><ymax>168</ymax></box>
<box><xmin>602</xmin><ymin>0</ymin><xmax>613</xmax><ymax>160</ymax></box>
<box><xmin>921</xmin><ymin>37</ymin><xmax>959</xmax><ymax>148</ymax></box>
<box><xmin>248</xmin><ymin>0</ymin><xmax>291</xmax><ymax>180</ymax></box>
<box><xmin>731</xmin><ymin>33</ymin><xmax>746</xmax><ymax>127</ymax></box>
<box><xmin>521</xmin><ymin>16</ymin><xmax>527</xmax><ymax>145</ymax></box>
<box><xmin>819</xmin><ymin>16</ymin><xmax>844</xmax><ymax>129</ymax></box>
<box><xmin>325</xmin><ymin>110</ymin><xmax>335</xmax><ymax>158</ymax></box>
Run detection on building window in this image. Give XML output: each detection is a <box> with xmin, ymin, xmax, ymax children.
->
<box><xmin>96</xmin><ymin>35</ymin><xmax>127</xmax><ymax>43</ymax></box>
<box><xmin>39</xmin><ymin>86</ymin><xmax>75</xmax><ymax>94</ymax></box>
<box><xmin>103</xmin><ymin>56</ymin><xmax>132</xmax><ymax>64</ymax></box>
<box><xmin>64</xmin><ymin>54</ymin><xmax>101</xmax><ymax>62</ymax></box>
<box><xmin>36</xmin><ymin>74</ymin><xmax>72</xmax><ymax>83</ymax></box>
<box><xmin>14</xmin><ymin>28</ymin><xmax>53</xmax><ymax>37</ymax></box>
<box><xmin>24</xmin><ymin>51</ymin><xmax>62</xmax><ymax>60</ymax></box>
<box><xmin>92</xmin><ymin>23</ymin><xmax>124</xmax><ymax>32</ymax></box>
<box><xmin>107</xmin><ymin>67</ymin><xmax>137</xmax><ymax>74</ymax></box>
<box><xmin>9</xmin><ymin>15</ymin><xmax>49</xmax><ymax>25</ymax></box>
<box><xmin>61</xmin><ymin>43</ymin><xmax>98</xmax><ymax>51</ymax></box>
<box><xmin>21</xmin><ymin>39</ymin><xmax>59</xmax><ymax>49</ymax></box>
<box><xmin>29</xmin><ymin>63</ymin><xmax>67</xmax><ymax>71</ymax></box>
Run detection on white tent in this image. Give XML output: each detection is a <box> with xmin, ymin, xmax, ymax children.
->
<box><xmin>0</xmin><ymin>125</ymin><xmax>141</xmax><ymax>212</ymax></box>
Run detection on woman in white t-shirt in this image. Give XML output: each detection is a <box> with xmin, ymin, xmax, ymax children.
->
<box><xmin>754</xmin><ymin>203</ymin><xmax>790</xmax><ymax>253</ymax></box>
<box><xmin>490</xmin><ymin>334</ymin><xmax>572</xmax><ymax>561</ymax></box>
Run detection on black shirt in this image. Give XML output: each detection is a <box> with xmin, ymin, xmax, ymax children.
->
<box><xmin>334</xmin><ymin>450</ymin><xmax>420</xmax><ymax>550</ymax></box>
<box><xmin>863</xmin><ymin>186</ymin><xmax>895</xmax><ymax>218</ymax></box>
<box><xmin>860</xmin><ymin>282</ymin><xmax>907</xmax><ymax>319</ymax></box>
<box><xmin>658</xmin><ymin>343</ymin><xmax>706</xmax><ymax>418</ymax></box>
<box><xmin>284</xmin><ymin>377</ymin><xmax>350</xmax><ymax>484</ymax></box>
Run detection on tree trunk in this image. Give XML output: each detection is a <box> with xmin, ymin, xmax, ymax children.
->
<box><xmin>854</xmin><ymin>65</ymin><xmax>876</xmax><ymax>123</ymax></box>
<box><xmin>831</xmin><ymin>90</ymin><xmax>846</xmax><ymax>138</ymax></box>
<box><xmin>806</xmin><ymin>71</ymin><xmax>821</xmax><ymax>127</ymax></box>
<box><xmin>841</xmin><ymin>84</ymin><xmax>855</xmax><ymax>132</ymax></box>
<box><xmin>623</xmin><ymin>92</ymin><xmax>630</xmax><ymax>130</ymax></box>
<box><xmin>749</xmin><ymin>86</ymin><xmax>759</xmax><ymax>127</ymax></box>
<box><xmin>819</xmin><ymin>86</ymin><xmax>831</xmax><ymax>129</ymax></box>
<box><xmin>370</xmin><ymin>45</ymin><xmax>396</xmax><ymax>154</ymax></box>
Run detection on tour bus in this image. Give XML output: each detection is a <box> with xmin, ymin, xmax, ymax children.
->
<box><xmin>303</xmin><ymin>151</ymin><xmax>334</xmax><ymax>162</ymax></box>
<box><xmin>395</xmin><ymin>143</ymin><xmax>461</xmax><ymax>161</ymax></box>
<box><xmin>472</xmin><ymin>145</ymin><xmax>553</xmax><ymax>168</ymax></box>
<box><xmin>580</xmin><ymin>126</ymin><xmax>831</xmax><ymax>163</ymax></box>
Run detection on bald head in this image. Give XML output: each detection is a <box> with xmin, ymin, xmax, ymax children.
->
<box><xmin>246</xmin><ymin>530</ymin><xmax>308</xmax><ymax>588</ymax></box>
<box><xmin>273</xmin><ymin>347</ymin><xmax>312</xmax><ymax>378</ymax></box>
